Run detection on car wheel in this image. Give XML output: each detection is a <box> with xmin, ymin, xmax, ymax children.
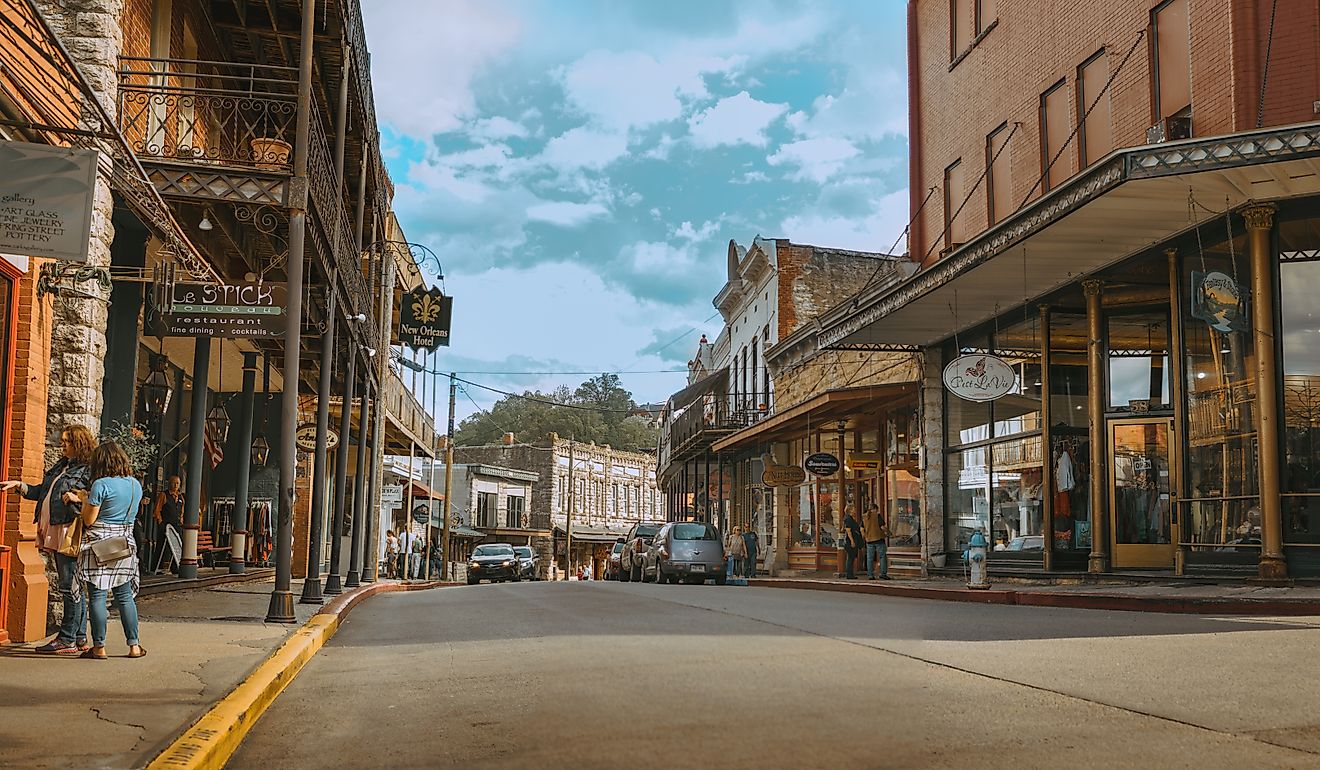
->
<box><xmin>630</xmin><ymin>562</ymin><xmax>642</xmax><ymax>582</ymax></box>
<box><xmin>615</xmin><ymin>568</ymin><xmax>625</xmax><ymax>582</ymax></box>
<box><xmin>467</xmin><ymin>578</ymin><xmax>478</xmax><ymax>585</ymax></box>
<box><xmin>714</xmin><ymin>574</ymin><xmax>727</xmax><ymax>586</ymax></box>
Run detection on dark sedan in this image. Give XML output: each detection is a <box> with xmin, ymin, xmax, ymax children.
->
<box><xmin>513</xmin><ymin>545</ymin><xmax>540</xmax><ymax>580</ymax></box>
<box><xmin>467</xmin><ymin>543</ymin><xmax>521</xmax><ymax>585</ymax></box>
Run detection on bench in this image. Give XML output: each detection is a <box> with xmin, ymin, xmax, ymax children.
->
<box><xmin>196</xmin><ymin>529</ymin><xmax>226</xmax><ymax>566</ymax></box>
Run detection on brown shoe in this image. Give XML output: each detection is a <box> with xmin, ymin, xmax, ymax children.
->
<box><xmin>127</xmin><ymin>646</ymin><xmax>147</xmax><ymax>659</ymax></box>
<box><xmin>79</xmin><ymin>646</ymin><xmax>108</xmax><ymax>660</ymax></box>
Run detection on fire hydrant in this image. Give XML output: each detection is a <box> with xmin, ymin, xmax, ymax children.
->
<box><xmin>966</xmin><ymin>531</ymin><xmax>990</xmax><ymax>590</ymax></box>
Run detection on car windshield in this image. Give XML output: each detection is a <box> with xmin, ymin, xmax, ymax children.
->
<box><xmin>671</xmin><ymin>523</ymin><xmax>718</xmax><ymax>541</ymax></box>
<box><xmin>513</xmin><ymin>547</ymin><xmax>532</xmax><ymax>558</ymax></box>
<box><xmin>611</xmin><ymin>543</ymin><xmax>623</xmax><ymax>554</ymax></box>
<box><xmin>473</xmin><ymin>545</ymin><xmax>514</xmax><ymax>557</ymax></box>
<box><xmin>635</xmin><ymin>524</ymin><xmax>661</xmax><ymax>539</ymax></box>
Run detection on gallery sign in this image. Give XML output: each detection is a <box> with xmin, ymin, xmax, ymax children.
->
<box><xmin>1191</xmin><ymin>271</ymin><xmax>1247</xmax><ymax>333</ymax></box>
<box><xmin>399</xmin><ymin>285</ymin><xmax>452</xmax><ymax>351</ymax></box>
<box><xmin>848</xmin><ymin>452</ymin><xmax>884</xmax><ymax>471</ymax></box>
<box><xmin>943</xmin><ymin>353</ymin><xmax>1016</xmax><ymax>403</ymax></box>
<box><xmin>0</xmin><ymin>141</ymin><xmax>97</xmax><ymax>262</ymax></box>
<box><xmin>148</xmin><ymin>281</ymin><xmax>287</xmax><ymax>338</ymax></box>
<box><xmin>762</xmin><ymin>464</ymin><xmax>807</xmax><ymax>487</ymax></box>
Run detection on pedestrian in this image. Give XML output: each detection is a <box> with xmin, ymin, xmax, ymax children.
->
<box><xmin>0</xmin><ymin>424</ymin><xmax>94</xmax><ymax>654</ymax></box>
<box><xmin>384</xmin><ymin>529</ymin><xmax>399</xmax><ymax>578</ymax></box>
<box><xmin>409</xmin><ymin>532</ymin><xmax>424</xmax><ymax>579</ymax></box>
<box><xmin>841</xmin><ymin>508</ymin><xmax>864</xmax><ymax>580</ymax></box>
<box><xmin>742</xmin><ymin>526</ymin><xmax>759</xmax><ymax>579</ymax></box>
<box><xmin>73</xmin><ymin>441</ymin><xmax>146</xmax><ymax>659</ymax></box>
<box><xmin>398</xmin><ymin>530</ymin><xmax>415</xmax><ymax>579</ymax></box>
<box><xmin>151</xmin><ymin>475</ymin><xmax>184</xmax><ymax>575</ymax></box>
<box><xmin>862</xmin><ymin>503</ymin><xmax>891</xmax><ymax>580</ymax></box>
<box><xmin>726</xmin><ymin>525</ymin><xmax>747</xmax><ymax>582</ymax></box>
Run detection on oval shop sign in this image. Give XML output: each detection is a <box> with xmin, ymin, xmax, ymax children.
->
<box><xmin>803</xmin><ymin>452</ymin><xmax>841</xmax><ymax>476</ymax></box>
<box><xmin>943</xmin><ymin>354</ymin><xmax>1016</xmax><ymax>403</ymax></box>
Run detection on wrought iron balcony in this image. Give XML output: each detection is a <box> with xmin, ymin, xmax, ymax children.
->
<box><xmin>117</xmin><ymin>57</ymin><xmax>298</xmax><ymax>173</ymax></box>
<box><xmin>383</xmin><ymin>367</ymin><xmax>439</xmax><ymax>453</ymax></box>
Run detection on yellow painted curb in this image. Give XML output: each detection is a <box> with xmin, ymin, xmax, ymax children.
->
<box><xmin>146</xmin><ymin>614</ymin><xmax>339</xmax><ymax>770</ymax></box>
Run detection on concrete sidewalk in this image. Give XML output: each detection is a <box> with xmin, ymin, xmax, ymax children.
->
<box><xmin>751</xmin><ymin>575</ymin><xmax>1320</xmax><ymax>614</ymax></box>
<box><xmin>1</xmin><ymin>577</ymin><xmax>332</xmax><ymax>770</ymax></box>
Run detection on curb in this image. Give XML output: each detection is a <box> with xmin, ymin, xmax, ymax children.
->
<box><xmin>140</xmin><ymin>569</ymin><xmax>276</xmax><ymax>598</ymax></box>
<box><xmin>145</xmin><ymin>579</ymin><xmax>454</xmax><ymax>770</ymax></box>
<box><xmin>749</xmin><ymin>578</ymin><xmax>1320</xmax><ymax>615</ymax></box>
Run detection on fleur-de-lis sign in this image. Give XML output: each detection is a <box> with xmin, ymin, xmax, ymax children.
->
<box><xmin>414</xmin><ymin>293</ymin><xmax>443</xmax><ymax>323</ymax></box>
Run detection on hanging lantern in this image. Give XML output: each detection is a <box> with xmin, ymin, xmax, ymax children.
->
<box><xmin>206</xmin><ymin>401</ymin><xmax>231</xmax><ymax>445</ymax></box>
<box><xmin>140</xmin><ymin>354</ymin><xmax>173</xmax><ymax>418</ymax></box>
<box><xmin>250</xmin><ymin>434</ymin><xmax>270</xmax><ymax>467</ymax></box>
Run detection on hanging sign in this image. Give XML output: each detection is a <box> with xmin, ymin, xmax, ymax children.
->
<box><xmin>0</xmin><ymin>141</ymin><xmax>97</xmax><ymax>262</ymax></box>
<box><xmin>762</xmin><ymin>464</ymin><xmax>807</xmax><ymax>487</ymax></box>
<box><xmin>943</xmin><ymin>354</ymin><xmax>1016</xmax><ymax>402</ymax></box>
<box><xmin>147</xmin><ymin>281</ymin><xmax>287</xmax><ymax>338</ymax></box>
<box><xmin>381</xmin><ymin>484</ymin><xmax>404</xmax><ymax>506</ymax></box>
<box><xmin>294</xmin><ymin>423</ymin><xmax>339</xmax><ymax>452</ymax></box>
<box><xmin>1190</xmin><ymin>271</ymin><xmax>1247</xmax><ymax>333</ymax></box>
<box><xmin>398</xmin><ymin>285</ymin><xmax>453</xmax><ymax>351</ymax></box>
<box><xmin>848</xmin><ymin>452</ymin><xmax>884</xmax><ymax>471</ymax></box>
<box><xmin>803</xmin><ymin>452</ymin><xmax>841</xmax><ymax>476</ymax></box>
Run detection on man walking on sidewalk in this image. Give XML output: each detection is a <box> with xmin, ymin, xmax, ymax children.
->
<box><xmin>862</xmin><ymin>503</ymin><xmax>890</xmax><ymax>580</ymax></box>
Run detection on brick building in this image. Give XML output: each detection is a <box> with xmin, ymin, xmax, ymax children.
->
<box><xmin>816</xmin><ymin>0</ymin><xmax>1320</xmax><ymax>580</ymax></box>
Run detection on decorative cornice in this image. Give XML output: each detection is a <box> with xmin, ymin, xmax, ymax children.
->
<box><xmin>1082</xmin><ymin>279</ymin><xmax>1104</xmax><ymax>296</ymax></box>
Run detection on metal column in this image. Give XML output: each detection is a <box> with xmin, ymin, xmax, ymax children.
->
<box><xmin>1245</xmin><ymin>204</ymin><xmax>1287</xmax><ymax>581</ymax></box>
<box><xmin>181</xmin><ymin>336</ymin><xmax>210</xmax><ymax>580</ymax></box>
<box><xmin>1084</xmin><ymin>279</ymin><xmax>1109</xmax><ymax>574</ymax></box>
<box><xmin>301</xmin><ymin>285</ymin><xmax>337</xmax><ymax>602</ymax></box>
<box><xmin>324</xmin><ymin>338</ymin><xmax>356</xmax><ymax>595</ymax></box>
<box><xmin>345</xmin><ymin>376</ymin><xmax>371</xmax><ymax>587</ymax></box>
<box><xmin>230</xmin><ymin>352</ymin><xmax>258</xmax><ymax>575</ymax></box>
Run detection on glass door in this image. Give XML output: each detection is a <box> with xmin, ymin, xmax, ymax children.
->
<box><xmin>1109</xmin><ymin>418</ymin><xmax>1176</xmax><ymax>568</ymax></box>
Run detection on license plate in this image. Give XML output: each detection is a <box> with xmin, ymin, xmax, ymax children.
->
<box><xmin>691</xmin><ymin>564</ymin><xmax>705</xmax><ymax>572</ymax></box>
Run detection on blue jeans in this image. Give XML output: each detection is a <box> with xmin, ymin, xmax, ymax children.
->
<box><xmin>727</xmin><ymin>558</ymin><xmax>742</xmax><ymax>579</ymax></box>
<box><xmin>53</xmin><ymin>551</ymin><xmax>87</xmax><ymax>644</ymax></box>
<box><xmin>744</xmin><ymin>550</ymin><xmax>757</xmax><ymax>578</ymax></box>
<box><xmin>85</xmin><ymin>581</ymin><xmax>139</xmax><ymax>647</ymax></box>
<box><xmin>867</xmin><ymin>541</ymin><xmax>889</xmax><ymax>578</ymax></box>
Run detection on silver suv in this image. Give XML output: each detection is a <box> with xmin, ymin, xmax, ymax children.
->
<box><xmin>619</xmin><ymin>521</ymin><xmax>664</xmax><ymax>582</ymax></box>
<box><xmin>642</xmin><ymin>522</ymin><xmax>727</xmax><ymax>585</ymax></box>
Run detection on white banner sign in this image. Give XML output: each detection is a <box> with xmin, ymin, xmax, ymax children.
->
<box><xmin>0</xmin><ymin>141</ymin><xmax>97</xmax><ymax>262</ymax></box>
<box><xmin>943</xmin><ymin>353</ymin><xmax>1016</xmax><ymax>402</ymax></box>
<box><xmin>381</xmin><ymin>484</ymin><xmax>404</xmax><ymax>506</ymax></box>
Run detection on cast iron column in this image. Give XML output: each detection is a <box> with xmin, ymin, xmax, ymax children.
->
<box><xmin>229</xmin><ymin>352</ymin><xmax>258</xmax><ymax>574</ymax></box>
<box><xmin>1083</xmin><ymin>279</ymin><xmax>1109</xmax><ymax>574</ymax></box>
<box><xmin>1039</xmin><ymin>304</ymin><xmax>1053</xmax><ymax>573</ymax></box>
<box><xmin>266</xmin><ymin>0</ymin><xmax>316</xmax><ymax>624</ymax></box>
<box><xmin>1166</xmin><ymin>248</ymin><xmax>1189</xmax><ymax>576</ymax></box>
<box><xmin>358</xmin><ymin>387</ymin><xmax>378</xmax><ymax>583</ymax></box>
<box><xmin>1245</xmin><ymin>203</ymin><xmax>1287</xmax><ymax>582</ymax></box>
<box><xmin>324</xmin><ymin>338</ymin><xmax>356</xmax><ymax>595</ymax></box>
<box><xmin>345</xmin><ymin>374</ymin><xmax>371</xmax><ymax>587</ymax></box>
<box><xmin>181</xmin><ymin>336</ymin><xmax>210</xmax><ymax>580</ymax></box>
<box><xmin>363</xmin><ymin>375</ymin><xmax>383</xmax><ymax>583</ymax></box>
<box><xmin>301</xmin><ymin>285</ymin><xmax>337</xmax><ymax>603</ymax></box>
<box><xmin>441</xmin><ymin>373</ymin><xmax>456</xmax><ymax>580</ymax></box>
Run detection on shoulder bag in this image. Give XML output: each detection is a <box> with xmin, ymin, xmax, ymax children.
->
<box><xmin>91</xmin><ymin>535</ymin><xmax>132</xmax><ymax>565</ymax></box>
<box><xmin>57</xmin><ymin>517</ymin><xmax>83</xmax><ymax>558</ymax></box>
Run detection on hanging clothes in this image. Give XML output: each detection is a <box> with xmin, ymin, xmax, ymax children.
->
<box><xmin>1056</xmin><ymin>450</ymin><xmax>1076</xmax><ymax>492</ymax></box>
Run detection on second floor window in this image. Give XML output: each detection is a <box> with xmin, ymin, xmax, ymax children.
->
<box><xmin>506</xmin><ymin>495</ymin><xmax>525</xmax><ymax>528</ymax></box>
<box><xmin>1152</xmin><ymin>0</ymin><xmax>1191</xmax><ymax>122</ymax></box>
<box><xmin>1077</xmin><ymin>49</ymin><xmax>1113</xmax><ymax>167</ymax></box>
<box><xmin>943</xmin><ymin>159</ymin><xmax>968</xmax><ymax>251</ymax></box>
<box><xmin>1039</xmin><ymin>78</ymin><xmax>1072</xmax><ymax>192</ymax></box>
<box><xmin>986</xmin><ymin>123</ymin><xmax>1013</xmax><ymax>225</ymax></box>
<box><xmin>477</xmin><ymin>491</ymin><xmax>498</xmax><ymax>528</ymax></box>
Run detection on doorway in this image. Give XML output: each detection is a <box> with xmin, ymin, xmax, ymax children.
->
<box><xmin>1109</xmin><ymin>418</ymin><xmax>1176</xmax><ymax>568</ymax></box>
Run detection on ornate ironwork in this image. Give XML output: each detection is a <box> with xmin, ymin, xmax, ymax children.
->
<box><xmin>1127</xmin><ymin>124</ymin><xmax>1320</xmax><ymax>179</ymax></box>
<box><xmin>235</xmin><ymin>204</ymin><xmax>289</xmax><ymax>276</ymax></box>
<box><xmin>36</xmin><ymin>261</ymin><xmax>111</xmax><ymax>298</ymax></box>
<box><xmin>144</xmin><ymin>163</ymin><xmax>288</xmax><ymax>204</ymax></box>
<box><xmin>117</xmin><ymin>85</ymin><xmax>297</xmax><ymax>172</ymax></box>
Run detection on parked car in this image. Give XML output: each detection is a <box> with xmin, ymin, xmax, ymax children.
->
<box><xmin>604</xmin><ymin>541</ymin><xmax>624</xmax><ymax>580</ymax></box>
<box><xmin>620</xmin><ymin>521</ymin><xmax>665</xmax><ymax>581</ymax></box>
<box><xmin>466</xmin><ymin>543</ymin><xmax>520</xmax><ymax>585</ymax></box>
<box><xmin>642</xmin><ymin>522</ymin><xmax>727</xmax><ymax>585</ymax></box>
<box><xmin>513</xmin><ymin>545</ymin><xmax>539</xmax><ymax>580</ymax></box>
<box><xmin>1001</xmin><ymin>535</ymin><xmax>1044</xmax><ymax>552</ymax></box>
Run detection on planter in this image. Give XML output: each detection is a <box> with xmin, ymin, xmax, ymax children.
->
<box><xmin>930</xmin><ymin>553</ymin><xmax>947</xmax><ymax>569</ymax></box>
<box><xmin>250</xmin><ymin>137</ymin><xmax>291</xmax><ymax>170</ymax></box>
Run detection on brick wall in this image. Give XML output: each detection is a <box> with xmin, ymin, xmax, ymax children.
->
<box><xmin>910</xmin><ymin>0</ymin><xmax>1320</xmax><ymax>265</ymax></box>
<box><xmin>776</xmin><ymin>242</ymin><xmax>891</xmax><ymax>339</ymax></box>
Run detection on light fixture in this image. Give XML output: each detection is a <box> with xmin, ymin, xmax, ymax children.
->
<box><xmin>206</xmin><ymin>400</ymin><xmax>232</xmax><ymax>445</ymax></box>
<box><xmin>350</xmin><ymin>313</ymin><xmax>367</xmax><ymax>323</ymax></box>
<box><xmin>1075</xmin><ymin>404</ymin><xmax>1084</xmax><ymax>410</ymax></box>
<box><xmin>1196</xmin><ymin>371</ymin><xmax>1208</xmax><ymax>380</ymax></box>
<box><xmin>366</xmin><ymin>347</ymin><xmax>377</xmax><ymax>358</ymax></box>
<box><xmin>140</xmin><ymin>353</ymin><xmax>173</xmax><ymax>418</ymax></box>
<box><xmin>250</xmin><ymin>434</ymin><xmax>270</xmax><ymax>467</ymax></box>
<box><xmin>198</xmin><ymin>212</ymin><xmax>213</xmax><ymax>231</ymax></box>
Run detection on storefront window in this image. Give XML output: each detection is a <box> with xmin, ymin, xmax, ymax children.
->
<box><xmin>946</xmin><ymin>446</ymin><xmax>989</xmax><ymax>553</ymax></box>
<box><xmin>1049</xmin><ymin>313</ymin><xmax>1089</xmax><ymax>430</ymax></box>
<box><xmin>1181</xmin><ymin>231</ymin><xmax>1258</xmax><ymax>550</ymax></box>
<box><xmin>816</xmin><ymin>480</ymin><xmax>840</xmax><ymax>548</ymax></box>
<box><xmin>1108</xmin><ymin>313</ymin><xmax>1170</xmax><ymax>410</ymax></box>
<box><xmin>1279</xmin><ymin>216</ymin><xmax>1320</xmax><ymax>543</ymax></box>
<box><xmin>887</xmin><ymin>468</ymin><xmax>921</xmax><ymax>547</ymax></box>
<box><xmin>989</xmin><ymin>436</ymin><xmax>1043</xmax><ymax>552</ymax></box>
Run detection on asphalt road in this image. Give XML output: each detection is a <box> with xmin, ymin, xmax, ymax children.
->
<box><xmin>227</xmin><ymin>581</ymin><xmax>1320</xmax><ymax>769</ymax></box>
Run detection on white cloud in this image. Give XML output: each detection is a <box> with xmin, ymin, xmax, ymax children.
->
<box><xmin>559</xmin><ymin>50</ymin><xmax>741</xmax><ymax>132</ymax></box>
<box><xmin>628</xmin><ymin>240</ymin><xmax>697</xmax><ymax>272</ymax></box>
<box><xmin>439</xmin><ymin>143</ymin><xmax>514</xmax><ymax>169</ymax></box>
<box><xmin>362</xmin><ymin>0</ymin><xmax>520</xmax><ymax>137</ymax></box>
<box><xmin>526</xmin><ymin>201</ymin><xmax>610</xmax><ymax>227</ymax></box>
<box><xmin>469</xmin><ymin>116</ymin><xmax>530</xmax><ymax>141</ymax></box>
<box><xmin>768</xmin><ymin>137</ymin><xmax>863</xmax><ymax>183</ymax></box>
<box><xmin>732</xmin><ymin>170</ymin><xmax>770</xmax><ymax>184</ymax></box>
<box><xmin>781</xmin><ymin>188</ymin><xmax>911</xmax><ymax>254</ymax></box>
<box><xmin>538</xmin><ymin>126</ymin><xmax>630</xmax><ymax>171</ymax></box>
<box><xmin>687</xmin><ymin>91</ymin><xmax>787</xmax><ymax>148</ymax></box>
<box><xmin>673</xmin><ymin>220</ymin><xmax>721</xmax><ymax>243</ymax></box>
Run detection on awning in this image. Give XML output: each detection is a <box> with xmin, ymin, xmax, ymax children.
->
<box><xmin>817</xmin><ymin>122</ymin><xmax>1320</xmax><ymax>350</ymax></box>
<box><xmin>406</xmin><ymin>481</ymin><xmax>440</xmax><ymax>500</ymax></box>
<box><xmin>712</xmin><ymin>383</ymin><xmax>916</xmax><ymax>452</ymax></box>
<box><xmin>554</xmin><ymin>525</ymin><xmax>627</xmax><ymax>543</ymax></box>
<box><xmin>669</xmin><ymin>367</ymin><xmax>728</xmax><ymax>410</ymax></box>
<box><xmin>448</xmin><ymin>526</ymin><xmax>484</xmax><ymax>539</ymax></box>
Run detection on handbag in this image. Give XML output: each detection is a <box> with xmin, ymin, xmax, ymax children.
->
<box><xmin>57</xmin><ymin>518</ymin><xmax>83</xmax><ymax>558</ymax></box>
<box><xmin>90</xmin><ymin>535</ymin><xmax>132</xmax><ymax>565</ymax></box>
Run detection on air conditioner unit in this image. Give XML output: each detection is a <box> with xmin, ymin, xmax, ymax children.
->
<box><xmin>1146</xmin><ymin>114</ymin><xmax>1193</xmax><ymax>144</ymax></box>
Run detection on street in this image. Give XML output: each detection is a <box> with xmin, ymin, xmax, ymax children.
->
<box><xmin>228</xmin><ymin>583</ymin><xmax>1320</xmax><ymax>769</ymax></box>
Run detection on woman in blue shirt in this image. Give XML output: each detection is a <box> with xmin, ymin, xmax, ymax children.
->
<box><xmin>73</xmin><ymin>442</ymin><xmax>145</xmax><ymax>660</ymax></box>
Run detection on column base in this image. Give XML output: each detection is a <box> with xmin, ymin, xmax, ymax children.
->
<box><xmin>323</xmin><ymin>573</ymin><xmax>343</xmax><ymax>595</ymax></box>
<box><xmin>1087</xmin><ymin>554</ymin><xmax>1109</xmax><ymax>574</ymax></box>
<box><xmin>179</xmin><ymin>561</ymin><xmax>198</xmax><ymax>580</ymax></box>
<box><xmin>344</xmin><ymin>570</ymin><xmax>360</xmax><ymax>589</ymax></box>
<box><xmin>265</xmin><ymin>590</ymin><xmax>297</xmax><ymax>623</ymax></box>
<box><xmin>228</xmin><ymin>558</ymin><xmax>246</xmax><ymax>576</ymax></box>
<box><xmin>1254</xmin><ymin>554</ymin><xmax>1290</xmax><ymax>584</ymax></box>
<box><xmin>298</xmin><ymin>578</ymin><xmax>323</xmax><ymax>604</ymax></box>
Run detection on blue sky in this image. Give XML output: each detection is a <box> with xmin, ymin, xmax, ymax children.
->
<box><xmin>361</xmin><ymin>0</ymin><xmax>909</xmax><ymax>423</ymax></box>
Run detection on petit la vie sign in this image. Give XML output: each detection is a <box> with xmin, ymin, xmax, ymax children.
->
<box><xmin>943</xmin><ymin>353</ymin><xmax>1016</xmax><ymax>403</ymax></box>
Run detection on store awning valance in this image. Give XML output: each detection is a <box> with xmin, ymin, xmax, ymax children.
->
<box><xmin>553</xmin><ymin>525</ymin><xmax>627</xmax><ymax>543</ymax></box>
<box><xmin>816</xmin><ymin>122</ymin><xmax>1320</xmax><ymax>351</ymax></box>
<box><xmin>712</xmin><ymin>383</ymin><xmax>915</xmax><ymax>452</ymax></box>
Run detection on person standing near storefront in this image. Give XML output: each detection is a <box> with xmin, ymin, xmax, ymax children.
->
<box><xmin>742</xmin><ymin>526</ymin><xmax>759</xmax><ymax>579</ymax></box>
<box><xmin>842</xmin><ymin>509</ymin><xmax>864</xmax><ymax>580</ymax></box>
<box><xmin>152</xmin><ymin>475</ymin><xmax>184</xmax><ymax>575</ymax></box>
<box><xmin>0</xmin><ymin>424</ymin><xmax>95</xmax><ymax>654</ymax></box>
<box><xmin>862</xmin><ymin>503</ymin><xmax>891</xmax><ymax>580</ymax></box>
<box><xmin>73</xmin><ymin>441</ymin><xmax>146</xmax><ymax>660</ymax></box>
<box><xmin>726</xmin><ymin>525</ymin><xmax>747</xmax><ymax>581</ymax></box>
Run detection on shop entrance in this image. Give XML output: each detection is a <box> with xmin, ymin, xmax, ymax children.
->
<box><xmin>1109</xmin><ymin>418</ymin><xmax>1176</xmax><ymax>568</ymax></box>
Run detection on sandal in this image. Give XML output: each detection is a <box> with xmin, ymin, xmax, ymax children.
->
<box><xmin>79</xmin><ymin>647</ymin><xmax>107</xmax><ymax>660</ymax></box>
<box><xmin>127</xmin><ymin>646</ymin><xmax>147</xmax><ymax>659</ymax></box>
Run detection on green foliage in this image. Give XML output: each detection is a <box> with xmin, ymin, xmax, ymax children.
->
<box><xmin>454</xmin><ymin>374</ymin><xmax>659</xmax><ymax>453</ymax></box>
<box><xmin>99</xmin><ymin>421</ymin><xmax>159</xmax><ymax>476</ymax></box>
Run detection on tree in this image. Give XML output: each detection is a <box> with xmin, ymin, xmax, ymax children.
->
<box><xmin>451</xmin><ymin>374</ymin><xmax>658</xmax><ymax>453</ymax></box>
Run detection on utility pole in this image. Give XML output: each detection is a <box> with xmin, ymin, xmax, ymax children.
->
<box><xmin>441</xmin><ymin>373</ymin><xmax>456</xmax><ymax>581</ymax></box>
<box><xmin>566</xmin><ymin>437</ymin><xmax>574</xmax><ymax>580</ymax></box>
<box><xmin>429</xmin><ymin>360</ymin><xmax>441</xmax><ymax>580</ymax></box>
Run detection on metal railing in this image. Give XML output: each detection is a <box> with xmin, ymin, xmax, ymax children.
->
<box><xmin>383</xmin><ymin>368</ymin><xmax>439</xmax><ymax>451</ymax></box>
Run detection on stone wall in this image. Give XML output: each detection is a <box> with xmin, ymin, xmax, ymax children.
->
<box><xmin>774</xmin><ymin>350</ymin><xmax>923</xmax><ymax>412</ymax></box>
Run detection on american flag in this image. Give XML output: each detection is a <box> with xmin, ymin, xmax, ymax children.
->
<box><xmin>203</xmin><ymin>421</ymin><xmax>224</xmax><ymax>469</ymax></box>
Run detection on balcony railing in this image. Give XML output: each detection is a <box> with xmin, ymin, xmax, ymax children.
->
<box><xmin>384</xmin><ymin>367</ymin><xmax>439</xmax><ymax>451</ymax></box>
<box><xmin>666</xmin><ymin>391</ymin><xmax>774</xmax><ymax>456</ymax></box>
<box><xmin>117</xmin><ymin>57</ymin><xmax>298</xmax><ymax>173</ymax></box>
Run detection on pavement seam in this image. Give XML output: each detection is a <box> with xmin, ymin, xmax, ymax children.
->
<box><xmin>141</xmin><ymin>580</ymin><xmax>449</xmax><ymax>770</ymax></box>
<box><xmin>619</xmin><ymin>584</ymin><xmax>1320</xmax><ymax>759</ymax></box>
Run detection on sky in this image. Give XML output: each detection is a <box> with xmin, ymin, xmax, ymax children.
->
<box><xmin>360</xmin><ymin>0</ymin><xmax>910</xmax><ymax>426</ymax></box>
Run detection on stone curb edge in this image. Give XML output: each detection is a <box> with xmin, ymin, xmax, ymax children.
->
<box><xmin>749</xmin><ymin>578</ymin><xmax>1320</xmax><ymax>615</ymax></box>
<box><xmin>144</xmin><ymin>580</ymin><xmax>455</xmax><ymax>770</ymax></box>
